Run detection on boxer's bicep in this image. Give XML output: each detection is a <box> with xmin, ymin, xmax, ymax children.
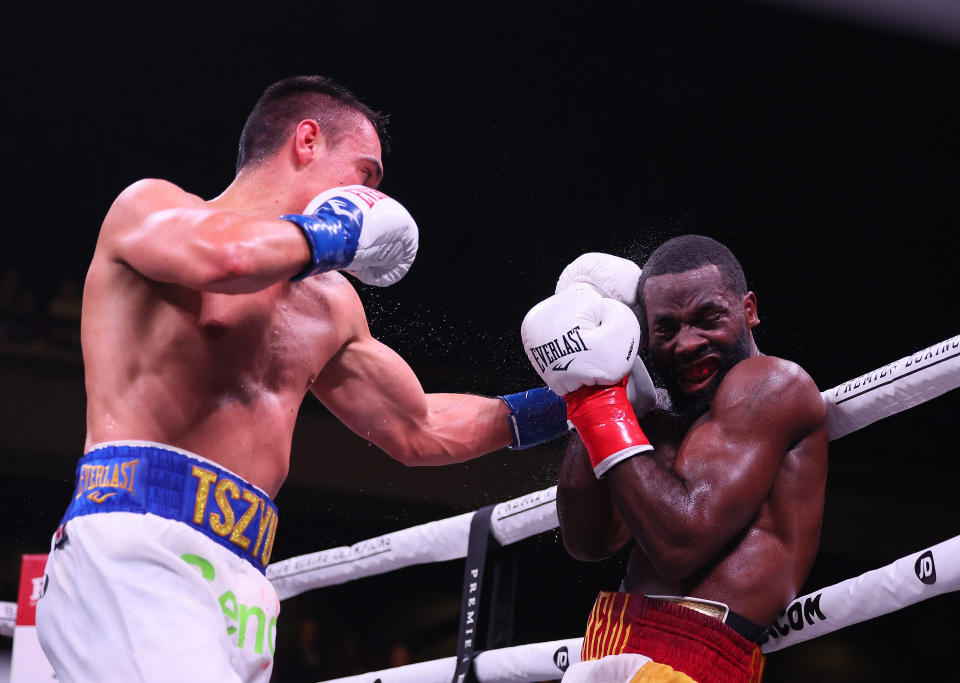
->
<box><xmin>677</xmin><ymin>359</ymin><xmax>824</xmax><ymax>538</ymax></box>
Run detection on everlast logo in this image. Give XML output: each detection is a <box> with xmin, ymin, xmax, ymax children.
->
<box><xmin>915</xmin><ymin>550</ymin><xmax>937</xmax><ymax>585</ymax></box>
<box><xmin>529</xmin><ymin>326</ymin><xmax>589</xmax><ymax>372</ymax></box>
<box><xmin>768</xmin><ymin>593</ymin><xmax>826</xmax><ymax>638</ymax></box>
<box><xmin>553</xmin><ymin>645</ymin><xmax>570</xmax><ymax>671</ymax></box>
<box><xmin>74</xmin><ymin>458</ymin><xmax>140</xmax><ymax>504</ymax></box>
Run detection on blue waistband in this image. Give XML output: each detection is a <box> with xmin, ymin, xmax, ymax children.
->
<box><xmin>61</xmin><ymin>443</ymin><xmax>279</xmax><ymax>574</ymax></box>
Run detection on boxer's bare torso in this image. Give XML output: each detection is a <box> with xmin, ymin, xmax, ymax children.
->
<box><xmin>83</xmin><ymin>180</ymin><xmax>369</xmax><ymax>495</ymax></box>
<box><xmin>561</xmin><ymin>357</ymin><xmax>827</xmax><ymax>626</ymax></box>
<box><xmin>620</xmin><ymin>357</ymin><xmax>827</xmax><ymax>626</ymax></box>
<box><xmin>558</xmin><ymin>265</ymin><xmax>829</xmax><ymax>627</ymax></box>
<box><xmin>83</xmin><ymin>194</ymin><xmax>359</xmax><ymax>495</ymax></box>
<box><xmin>82</xmin><ymin>116</ymin><xmax>511</xmax><ymax>497</ymax></box>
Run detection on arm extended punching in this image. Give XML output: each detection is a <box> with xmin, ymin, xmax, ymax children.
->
<box><xmin>311</xmin><ymin>320</ymin><xmax>515</xmax><ymax>466</ymax></box>
<box><xmin>605</xmin><ymin>357</ymin><xmax>827</xmax><ymax>580</ymax></box>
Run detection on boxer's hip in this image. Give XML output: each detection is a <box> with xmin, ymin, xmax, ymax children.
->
<box><xmin>581</xmin><ymin>592</ymin><xmax>766</xmax><ymax>683</ymax></box>
<box><xmin>60</xmin><ymin>440</ymin><xmax>279</xmax><ymax>573</ymax></box>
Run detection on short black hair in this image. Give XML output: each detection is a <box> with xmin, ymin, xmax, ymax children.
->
<box><xmin>636</xmin><ymin>234</ymin><xmax>748</xmax><ymax>332</ymax></box>
<box><xmin>236</xmin><ymin>75</ymin><xmax>390</xmax><ymax>173</ymax></box>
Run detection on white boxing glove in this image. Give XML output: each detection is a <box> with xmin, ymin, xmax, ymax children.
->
<box><xmin>555</xmin><ymin>252</ymin><xmax>642</xmax><ymax>305</ymax></box>
<box><xmin>522</xmin><ymin>287</ymin><xmax>653</xmax><ymax>477</ymax></box>
<box><xmin>283</xmin><ymin>185</ymin><xmax>419</xmax><ymax>286</ymax></box>
<box><xmin>521</xmin><ymin>287</ymin><xmax>640</xmax><ymax>396</ymax></box>
<box><xmin>626</xmin><ymin>355</ymin><xmax>657</xmax><ymax>417</ymax></box>
<box><xmin>556</xmin><ymin>252</ymin><xmax>655</xmax><ymax>418</ymax></box>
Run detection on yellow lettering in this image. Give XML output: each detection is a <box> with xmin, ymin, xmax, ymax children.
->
<box><xmin>209</xmin><ymin>479</ymin><xmax>239</xmax><ymax>537</ymax></box>
<box><xmin>93</xmin><ymin>465</ymin><xmax>104</xmax><ymax>489</ymax></box>
<box><xmin>229</xmin><ymin>490</ymin><xmax>260</xmax><ymax>550</ymax></box>
<box><xmin>75</xmin><ymin>465</ymin><xmax>90</xmax><ymax>499</ymax></box>
<box><xmin>260</xmin><ymin>509</ymin><xmax>279</xmax><ymax>567</ymax></box>
<box><xmin>191</xmin><ymin>467</ymin><xmax>218</xmax><ymax>524</ymax></box>
<box><xmin>251</xmin><ymin>501</ymin><xmax>271</xmax><ymax>559</ymax></box>
<box><xmin>125</xmin><ymin>459</ymin><xmax>139</xmax><ymax>494</ymax></box>
<box><xmin>108</xmin><ymin>464</ymin><xmax>120</xmax><ymax>488</ymax></box>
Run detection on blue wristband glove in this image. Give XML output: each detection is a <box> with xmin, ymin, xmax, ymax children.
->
<box><xmin>498</xmin><ymin>386</ymin><xmax>570</xmax><ymax>450</ymax></box>
<box><xmin>281</xmin><ymin>195</ymin><xmax>364</xmax><ymax>281</ymax></box>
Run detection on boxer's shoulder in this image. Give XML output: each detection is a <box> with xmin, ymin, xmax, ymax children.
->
<box><xmin>725</xmin><ymin>355</ymin><xmax>816</xmax><ymax>390</ymax></box>
<box><xmin>716</xmin><ymin>355</ymin><xmax>826</xmax><ymax>428</ymax></box>
<box><xmin>111</xmin><ymin>178</ymin><xmax>202</xmax><ymax>214</ymax></box>
<box><xmin>99</xmin><ymin>179</ymin><xmax>202</xmax><ymax>240</ymax></box>
<box><xmin>288</xmin><ymin>270</ymin><xmax>370</xmax><ymax>333</ymax></box>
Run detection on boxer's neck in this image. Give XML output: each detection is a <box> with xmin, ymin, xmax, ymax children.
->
<box><xmin>208</xmin><ymin>162</ymin><xmax>303</xmax><ymax>217</ymax></box>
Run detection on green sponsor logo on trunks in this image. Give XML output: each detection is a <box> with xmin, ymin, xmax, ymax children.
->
<box><xmin>181</xmin><ymin>554</ymin><xmax>277</xmax><ymax>657</ymax></box>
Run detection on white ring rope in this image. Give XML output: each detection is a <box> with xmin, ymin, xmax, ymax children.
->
<box><xmin>4</xmin><ymin>335</ymin><xmax>959</xmax><ymax>683</ymax></box>
<box><xmin>268</xmin><ymin>333</ymin><xmax>960</xmax><ymax>599</ymax></box>
<box><xmin>319</xmin><ymin>534</ymin><xmax>960</xmax><ymax>683</ymax></box>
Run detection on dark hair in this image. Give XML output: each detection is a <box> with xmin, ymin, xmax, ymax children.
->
<box><xmin>636</xmin><ymin>234</ymin><xmax>748</xmax><ymax>331</ymax></box>
<box><xmin>236</xmin><ymin>75</ymin><xmax>390</xmax><ymax>173</ymax></box>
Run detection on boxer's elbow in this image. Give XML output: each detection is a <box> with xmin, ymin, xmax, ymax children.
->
<box><xmin>560</xmin><ymin>530</ymin><xmax>617</xmax><ymax>562</ymax></box>
<box><xmin>647</xmin><ymin>543</ymin><xmax>708</xmax><ymax>582</ymax></box>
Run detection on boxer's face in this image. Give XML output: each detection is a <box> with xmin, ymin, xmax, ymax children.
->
<box><xmin>642</xmin><ymin>265</ymin><xmax>758</xmax><ymax>418</ymax></box>
<box><xmin>300</xmin><ymin>114</ymin><xmax>383</xmax><ymax>199</ymax></box>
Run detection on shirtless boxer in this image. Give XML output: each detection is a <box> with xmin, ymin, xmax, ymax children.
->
<box><xmin>35</xmin><ymin>75</ymin><xmax>569</xmax><ymax>683</ymax></box>
<box><xmin>521</xmin><ymin>237</ymin><xmax>828</xmax><ymax>682</ymax></box>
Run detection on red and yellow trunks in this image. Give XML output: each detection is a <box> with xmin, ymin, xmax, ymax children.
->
<box><xmin>581</xmin><ymin>592</ymin><xmax>766</xmax><ymax>683</ymax></box>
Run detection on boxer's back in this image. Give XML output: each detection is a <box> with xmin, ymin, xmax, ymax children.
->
<box><xmin>81</xmin><ymin>180</ymin><xmax>357</xmax><ymax>496</ymax></box>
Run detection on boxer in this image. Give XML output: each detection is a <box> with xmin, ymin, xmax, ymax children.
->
<box><xmin>522</xmin><ymin>237</ymin><xmax>828</xmax><ymax>682</ymax></box>
<box><xmin>36</xmin><ymin>75</ymin><xmax>569</xmax><ymax>682</ymax></box>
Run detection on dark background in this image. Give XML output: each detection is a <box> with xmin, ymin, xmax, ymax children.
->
<box><xmin>1</xmin><ymin>1</ymin><xmax>958</xmax><ymax>681</ymax></box>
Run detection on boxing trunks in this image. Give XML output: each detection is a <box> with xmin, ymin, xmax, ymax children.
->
<box><xmin>563</xmin><ymin>592</ymin><xmax>767</xmax><ymax>683</ymax></box>
<box><xmin>36</xmin><ymin>441</ymin><xmax>281</xmax><ymax>683</ymax></box>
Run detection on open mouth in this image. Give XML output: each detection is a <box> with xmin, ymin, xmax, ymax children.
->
<box><xmin>678</xmin><ymin>357</ymin><xmax>720</xmax><ymax>391</ymax></box>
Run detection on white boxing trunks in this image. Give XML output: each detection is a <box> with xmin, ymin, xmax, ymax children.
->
<box><xmin>36</xmin><ymin>441</ymin><xmax>281</xmax><ymax>683</ymax></box>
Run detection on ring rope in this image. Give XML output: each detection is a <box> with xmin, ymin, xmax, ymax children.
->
<box><xmin>267</xmin><ymin>333</ymin><xmax>960</xmax><ymax>600</ymax></box>
<box><xmin>317</xmin><ymin>533</ymin><xmax>960</xmax><ymax>682</ymax></box>
<box><xmin>3</xmin><ymin>334</ymin><xmax>959</xmax><ymax>683</ymax></box>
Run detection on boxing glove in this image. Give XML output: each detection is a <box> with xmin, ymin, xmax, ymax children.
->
<box><xmin>521</xmin><ymin>287</ymin><xmax>652</xmax><ymax>476</ymax></box>
<box><xmin>555</xmin><ymin>252</ymin><xmax>642</xmax><ymax>306</ymax></box>
<box><xmin>282</xmin><ymin>185</ymin><xmax>419</xmax><ymax>286</ymax></box>
<box><xmin>556</xmin><ymin>252</ymin><xmax>656</xmax><ymax>419</ymax></box>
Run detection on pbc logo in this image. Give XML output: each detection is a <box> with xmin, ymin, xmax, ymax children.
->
<box><xmin>915</xmin><ymin>550</ymin><xmax>936</xmax><ymax>585</ymax></box>
<box><xmin>553</xmin><ymin>645</ymin><xmax>569</xmax><ymax>671</ymax></box>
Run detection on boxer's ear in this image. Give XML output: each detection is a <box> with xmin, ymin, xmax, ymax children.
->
<box><xmin>743</xmin><ymin>291</ymin><xmax>759</xmax><ymax>328</ymax></box>
<box><xmin>293</xmin><ymin>119</ymin><xmax>326</xmax><ymax>167</ymax></box>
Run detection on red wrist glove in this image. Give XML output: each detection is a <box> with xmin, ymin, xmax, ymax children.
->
<box><xmin>564</xmin><ymin>378</ymin><xmax>652</xmax><ymax>477</ymax></box>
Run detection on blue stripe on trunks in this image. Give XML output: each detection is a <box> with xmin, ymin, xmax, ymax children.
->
<box><xmin>60</xmin><ymin>443</ymin><xmax>279</xmax><ymax>574</ymax></box>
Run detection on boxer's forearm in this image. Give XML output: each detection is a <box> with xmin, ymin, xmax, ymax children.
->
<box><xmin>117</xmin><ymin>207</ymin><xmax>311</xmax><ymax>293</ymax></box>
<box><xmin>399</xmin><ymin>393</ymin><xmax>513</xmax><ymax>465</ymax></box>
<box><xmin>557</xmin><ymin>434</ymin><xmax>630</xmax><ymax>561</ymax></box>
